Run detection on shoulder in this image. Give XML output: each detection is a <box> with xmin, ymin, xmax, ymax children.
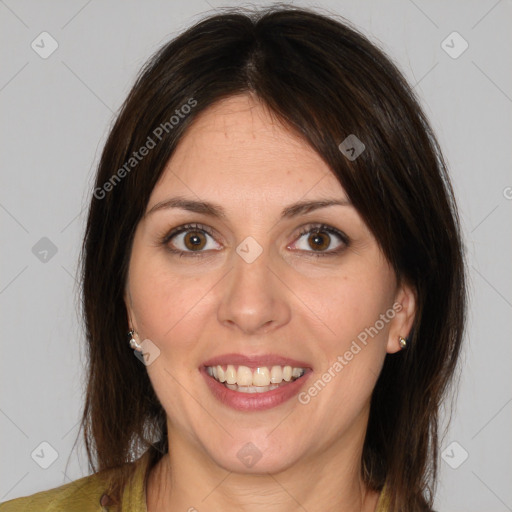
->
<box><xmin>0</xmin><ymin>471</ymin><xmax>110</xmax><ymax>512</ymax></box>
<box><xmin>0</xmin><ymin>450</ymin><xmax>153</xmax><ymax>512</ymax></box>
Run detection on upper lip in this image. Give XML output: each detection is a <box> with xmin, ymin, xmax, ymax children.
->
<box><xmin>202</xmin><ymin>353</ymin><xmax>312</xmax><ymax>370</ymax></box>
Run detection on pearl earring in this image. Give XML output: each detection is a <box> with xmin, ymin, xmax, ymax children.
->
<box><xmin>128</xmin><ymin>329</ymin><xmax>143</xmax><ymax>352</ymax></box>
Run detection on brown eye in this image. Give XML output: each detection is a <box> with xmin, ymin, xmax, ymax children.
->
<box><xmin>289</xmin><ymin>224</ymin><xmax>349</xmax><ymax>256</ymax></box>
<box><xmin>307</xmin><ymin>231</ymin><xmax>331</xmax><ymax>251</ymax></box>
<box><xmin>184</xmin><ymin>231</ymin><xmax>207</xmax><ymax>251</ymax></box>
<box><xmin>164</xmin><ymin>224</ymin><xmax>223</xmax><ymax>255</ymax></box>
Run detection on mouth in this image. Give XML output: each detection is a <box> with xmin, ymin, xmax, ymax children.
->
<box><xmin>205</xmin><ymin>364</ymin><xmax>307</xmax><ymax>393</ymax></box>
<box><xmin>200</xmin><ymin>354</ymin><xmax>312</xmax><ymax>411</ymax></box>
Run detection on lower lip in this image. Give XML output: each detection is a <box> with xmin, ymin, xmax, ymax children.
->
<box><xmin>200</xmin><ymin>367</ymin><xmax>312</xmax><ymax>411</ymax></box>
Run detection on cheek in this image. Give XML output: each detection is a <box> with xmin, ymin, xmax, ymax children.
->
<box><xmin>293</xmin><ymin>262</ymin><xmax>395</xmax><ymax>407</ymax></box>
<box><xmin>297</xmin><ymin>265</ymin><xmax>395</xmax><ymax>346</ymax></box>
<box><xmin>128</xmin><ymin>249</ymin><xmax>210</xmax><ymax>345</ymax></box>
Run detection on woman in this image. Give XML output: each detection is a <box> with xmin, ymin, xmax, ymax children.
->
<box><xmin>0</xmin><ymin>5</ymin><xmax>466</xmax><ymax>512</ymax></box>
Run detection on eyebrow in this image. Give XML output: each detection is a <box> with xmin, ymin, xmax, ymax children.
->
<box><xmin>145</xmin><ymin>196</ymin><xmax>352</xmax><ymax>219</ymax></box>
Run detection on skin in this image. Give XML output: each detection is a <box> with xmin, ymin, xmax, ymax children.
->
<box><xmin>125</xmin><ymin>93</ymin><xmax>416</xmax><ymax>512</ymax></box>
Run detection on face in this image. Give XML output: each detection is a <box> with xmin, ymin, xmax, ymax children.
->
<box><xmin>125</xmin><ymin>94</ymin><xmax>415</xmax><ymax>474</ymax></box>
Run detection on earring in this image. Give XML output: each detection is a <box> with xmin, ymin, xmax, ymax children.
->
<box><xmin>128</xmin><ymin>329</ymin><xmax>143</xmax><ymax>352</ymax></box>
<box><xmin>399</xmin><ymin>336</ymin><xmax>407</xmax><ymax>349</ymax></box>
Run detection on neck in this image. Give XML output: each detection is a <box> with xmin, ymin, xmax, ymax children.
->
<box><xmin>146</xmin><ymin>420</ymin><xmax>380</xmax><ymax>512</ymax></box>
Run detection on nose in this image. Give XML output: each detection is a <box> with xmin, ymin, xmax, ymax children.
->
<box><xmin>216</xmin><ymin>247</ymin><xmax>292</xmax><ymax>335</ymax></box>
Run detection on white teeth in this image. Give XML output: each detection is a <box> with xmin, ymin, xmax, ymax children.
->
<box><xmin>253</xmin><ymin>367</ymin><xmax>270</xmax><ymax>386</ymax></box>
<box><xmin>225</xmin><ymin>365</ymin><xmax>237</xmax><ymax>385</ymax></box>
<box><xmin>270</xmin><ymin>365</ymin><xmax>282</xmax><ymax>384</ymax></box>
<box><xmin>206</xmin><ymin>364</ymin><xmax>306</xmax><ymax>387</ymax></box>
<box><xmin>225</xmin><ymin>383</ymin><xmax>281</xmax><ymax>393</ymax></box>
<box><xmin>237</xmin><ymin>366</ymin><xmax>253</xmax><ymax>386</ymax></box>
<box><xmin>291</xmin><ymin>367</ymin><xmax>302</xmax><ymax>379</ymax></box>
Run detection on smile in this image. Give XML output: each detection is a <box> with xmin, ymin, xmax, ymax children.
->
<box><xmin>201</xmin><ymin>359</ymin><xmax>311</xmax><ymax>411</ymax></box>
<box><xmin>205</xmin><ymin>364</ymin><xmax>306</xmax><ymax>393</ymax></box>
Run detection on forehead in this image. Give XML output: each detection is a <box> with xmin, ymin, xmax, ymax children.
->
<box><xmin>149</xmin><ymin>94</ymin><xmax>346</xmax><ymax>207</ymax></box>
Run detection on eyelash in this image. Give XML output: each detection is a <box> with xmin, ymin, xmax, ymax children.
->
<box><xmin>160</xmin><ymin>222</ymin><xmax>350</xmax><ymax>258</ymax></box>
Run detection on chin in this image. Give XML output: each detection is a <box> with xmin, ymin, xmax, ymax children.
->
<box><xmin>195</xmin><ymin>430</ymin><xmax>299</xmax><ymax>474</ymax></box>
<box><xmin>214</xmin><ymin>448</ymin><xmax>298</xmax><ymax>475</ymax></box>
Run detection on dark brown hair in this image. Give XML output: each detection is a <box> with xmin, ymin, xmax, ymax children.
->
<box><xmin>77</xmin><ymin>5</ymin><xmax>466</xmax><ymax>511</ymax></box>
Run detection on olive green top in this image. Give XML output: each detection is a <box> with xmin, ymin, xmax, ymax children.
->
<box><xmin>0</xmin><ymin>450</ymin><xmax>390</xmax><ymax>511</ymax></box>
<box><xmin>0</xmin><ymin>450</ymin><xmax>150</xmax><ymax>512</ymax></box>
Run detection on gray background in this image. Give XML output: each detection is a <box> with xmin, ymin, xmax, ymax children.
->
<box><xmin>1</xmin><ymin>0</ymin><xmax>511</xmax><ymax>510</ymax></box>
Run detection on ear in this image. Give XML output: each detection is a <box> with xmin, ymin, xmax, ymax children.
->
<box><xmin>386</xmin><ymin>279</ymin><xmax>417</xmax><ymax>354</ymax></box>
